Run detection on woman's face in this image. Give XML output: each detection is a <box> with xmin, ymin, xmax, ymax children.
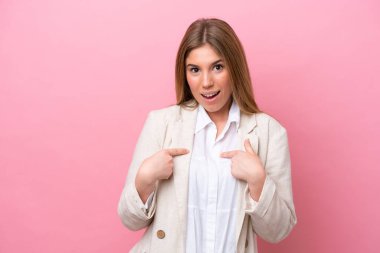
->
<box><xmin>185</xmin><ymin>43</ymin><xmax>233</xmax><ymax>119</ymax></box>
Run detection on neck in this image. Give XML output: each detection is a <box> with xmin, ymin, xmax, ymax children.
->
<box><xmin>207</xmin><ymin>97</ymin><xmax>233</xmax><ymax>127</ymax></box>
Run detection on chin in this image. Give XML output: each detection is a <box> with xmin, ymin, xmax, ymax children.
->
<box><xmin>202</xmin><ymin>105</ymin><xmax>222</xmax><ymax>113</ymax></box>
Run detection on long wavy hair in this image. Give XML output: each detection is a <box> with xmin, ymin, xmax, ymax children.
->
<box><xmin>175</xmin><ymin>18</ymin><xmax>261</xmax><ymax>114</ymax></box>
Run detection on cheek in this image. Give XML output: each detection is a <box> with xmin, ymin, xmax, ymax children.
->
<box><xmin>186</xmin><ymin>75</ymin><xmax>199</xmax><ymax>91</ymax></box>
<box><xmin>219</xmin><ymin>80</ymin><xmax>232</xmax><ymax>96</ymax></box>
<box><xmin>216</xmin><ymin>73</ymin><xmax>231</xmax><ymax>89</ymax></box>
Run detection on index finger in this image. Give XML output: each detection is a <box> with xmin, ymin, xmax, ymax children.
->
<box><xmin>166</xmin><ymin>148</ymin><xmax>190</xmax><ymax>157</ymax></box>
<box><xmin>220</xmin><ymin>150</ymin><xmax>240</xmax><ymax>158</ymax></box>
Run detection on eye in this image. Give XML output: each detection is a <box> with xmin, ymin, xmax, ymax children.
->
<box><xmin>189</xmin><ymin>67</ymin><xmax>199</xmax><ymax>73</ymax></box>
<box><xmin>213</xmin><ymin>64</ymin><xmax>224</xmax><ymax>71</ymax></box>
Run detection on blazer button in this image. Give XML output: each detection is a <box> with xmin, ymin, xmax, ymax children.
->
<box><xmin>156</xmin><ymin>230</ymin><xmax>165</xmax><ymax>239</ymax></box>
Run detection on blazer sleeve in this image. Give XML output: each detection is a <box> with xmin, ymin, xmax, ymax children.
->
<box><xmin>244</xmin><ymin>118</ymin><xmax>297</xmax><ymax>243</ymax></box>
<box><xmin>117</xmin><ymin>111</ymin><xmax>165</xmax><ymax>231</ymax></box>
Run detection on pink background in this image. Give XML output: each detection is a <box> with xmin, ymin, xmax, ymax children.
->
<box><xmin>1</xmin><ymin>0</ymin><xmax>379</xmax><ymax>252</ymax></box>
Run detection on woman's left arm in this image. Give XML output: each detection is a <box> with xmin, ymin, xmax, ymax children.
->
<box><xmin>245</xmin><ymin>119</ymin><xmax>297</xmax><ymax>243</ymax></box>
<box><xmin>221</xmin><ymin>118</ymin><xmax>297</xmax><ymax>243</ymax></box>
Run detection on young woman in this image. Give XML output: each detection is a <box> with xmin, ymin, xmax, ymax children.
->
<box><xmin>118</xmin><ymin>18</ymin><xmax>297</xmax><ymax>253</ymax></box>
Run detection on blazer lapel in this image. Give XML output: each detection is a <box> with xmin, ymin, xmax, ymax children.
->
<box><xmin>169</xmin><ymin>105</ymin><xmax>198</xmax><ymax>236</ymax></box>
<box><xmin>235</xmin><ymin>112</ymin><xmax>258</xmax><ymax>244</ymax></box>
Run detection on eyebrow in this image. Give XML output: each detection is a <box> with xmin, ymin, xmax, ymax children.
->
<box><xmin>186</xmin><ymin>59</ymin><xmax>223</xmax><ymax>68</ymax></box>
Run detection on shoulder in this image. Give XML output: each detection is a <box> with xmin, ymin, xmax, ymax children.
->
<box><xmin>146</xmin><ymin>103</ymin><xmax>182</xmax><ymax>124</ymax></box>
<box><xmin>254</xmin><ymin>112</ymin><xmax>287</xmax><ymax>135</ymax></box>
<box><xmin>138</xmin><ymin>104</ymin><xmax>182</xmax><ymax>146</ymax></box>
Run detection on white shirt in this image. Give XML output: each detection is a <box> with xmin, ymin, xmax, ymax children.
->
<box><xmin>185</xmin><ymin>100</ymin><xmax>240</xmax><ymax>253</ymax></box>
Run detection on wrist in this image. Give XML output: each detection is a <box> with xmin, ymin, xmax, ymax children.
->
<box><xmin>247</xmin><ymin>172</ymin><xmax>266</xmax><ymax>201</ymax></box>
<box><xmin>135</xmin><ymin>164</ymin><xmax>157</xmax><ymax>202</ymax></box>
<box><xmin>135</xmin><ymin>175</ymin><xmax>156</xmax><ymax>204</ymax></box>
<box><xmin>136</xmin><ymin>165</ymin><xmax>156</xmax><ymax>189</ymax></box>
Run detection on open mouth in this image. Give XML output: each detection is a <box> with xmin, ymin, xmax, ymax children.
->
<box><xmin>201</xmin><ymin>91</ymin><xmax>220</xmax><ymax>100</ymax></box>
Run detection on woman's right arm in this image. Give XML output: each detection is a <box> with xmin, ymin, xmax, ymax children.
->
<box><xmin>117</xmin><ymin>111</ymin><xmax>164</xmax><ymax>231</ymax></box>
<box><xmin>118</xmin><ymin>109</ymin><xmax>189</xmax><ymax>231</ymax></box>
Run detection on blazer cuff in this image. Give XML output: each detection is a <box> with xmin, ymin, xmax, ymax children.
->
<box><xmin>143</xmin><ymin>191</ymin><xmax>155</xmax><ymax>211</ymax></box>
<box><xmin>245</xmin><ymin>176</ymin><xmax>276</xmax><ymax>217</ymax></box>
<box><xmin>126</xmin><ymin>182</ymin><xmax>156</xmax><ymax>219</ymax></box>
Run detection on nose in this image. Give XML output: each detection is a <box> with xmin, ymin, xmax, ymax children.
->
<box><xmin>202</xmin><ymin>73</ymin><xmax>214</xmax><ymax>89</ymax></box>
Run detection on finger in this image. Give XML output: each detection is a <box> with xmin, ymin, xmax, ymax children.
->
<box><xmin>244</xmin><ymin>139</ymin><xmax>255</xmax><ymax>154</ymax></box>
<box><xmin>220</xmin><ymin>150</ymin><xmax>239</xmax><ymax>158</ymax></box>
<box><xmin>166</xmin><ymin>148</ymin><xmax>189</xmax><ymax>157</ymax></box>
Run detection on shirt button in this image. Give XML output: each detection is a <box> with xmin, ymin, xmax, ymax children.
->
<box><xmin>156</xmin><ymin>230</ymin><xmax>165</xmax><ymax>239</ymax></box>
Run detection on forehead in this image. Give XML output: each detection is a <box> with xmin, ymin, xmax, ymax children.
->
<box><xmin>186</xmin><ymin>44</ymin><xmax>222</xmax><ymax>64</ymax></box>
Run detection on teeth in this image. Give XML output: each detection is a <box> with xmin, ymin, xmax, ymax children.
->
<box><xmin>202</xmin><ymin>91</ymin><xmax>218</xmax><ymax>97</ymax></box>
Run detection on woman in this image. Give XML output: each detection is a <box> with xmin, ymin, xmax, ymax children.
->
<box><xmin>118</xmin><ymin>18</ymin><xmax>297</xmax><ymax>253</ymax></box>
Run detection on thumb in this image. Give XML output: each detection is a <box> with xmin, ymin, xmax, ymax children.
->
<box><xmin>220</xmin><ymin>150</ymin><xmax>239</xmax><ymax>158</ymax></box>
<box><xmin>166</xmin><ymin>148</ymin><xmax>189</xmax><ymax>157</ymax></box>
<box><xmin>244</xmin><ymin>139</ymin><xmax>255</xmax><ymax>154</ymax></box>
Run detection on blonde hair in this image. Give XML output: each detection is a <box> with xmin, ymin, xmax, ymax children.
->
<box><xmin>175</xmin><ymin>18</ymin><xmax>261</xmax><ymax>114</ymax></box>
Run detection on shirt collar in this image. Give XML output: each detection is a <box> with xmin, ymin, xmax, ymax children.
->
<box><xmin>195</xmin><ymin>99</ymin><xmax>240</xmax><ymax>133</ymax></box>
